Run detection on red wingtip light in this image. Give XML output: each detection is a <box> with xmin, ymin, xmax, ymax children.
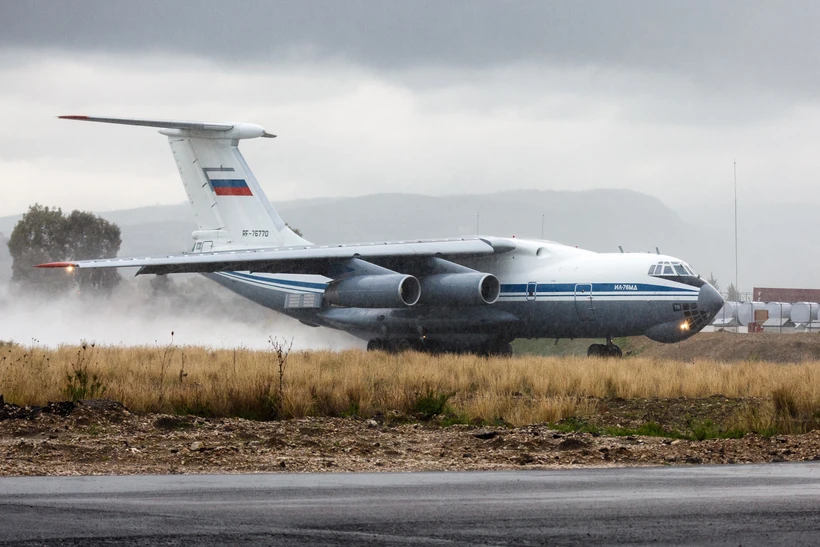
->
<box><xmin>58</xmin><ymin>115</ymin><xmax>89</xmax><ymax>120</ymax></box>
<box><xmin>35</xmin><ymin>261</ymin><xmax>78</xmax><ymax>270</ymax></box>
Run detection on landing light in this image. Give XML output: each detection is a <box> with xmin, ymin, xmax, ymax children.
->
<box><xmin>66</xmin><ymin>265</ymin><xmax>74</xmax><ymax>273</ymax></box>
<box><xmin>680</xmin><ymin>321</ymin><xmax>690</xmax><ymax>331</ymax></box>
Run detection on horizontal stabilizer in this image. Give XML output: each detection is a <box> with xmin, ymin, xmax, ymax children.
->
<box><xmin>59</xmin><ymin>115</ymin><xmax>276</xmax><ymax>139</ymax></box>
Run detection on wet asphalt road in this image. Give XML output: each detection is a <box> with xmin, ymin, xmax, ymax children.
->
<box><xmin>0</xmin><ymin>464</ymin><xmax>819</xmax><ymax>546</ymax></box>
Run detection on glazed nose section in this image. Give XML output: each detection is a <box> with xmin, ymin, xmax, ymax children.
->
<box><xmin>698</xmin><ymin>283</ymin><xmax>724</xmax><ymax>316</ymax></box>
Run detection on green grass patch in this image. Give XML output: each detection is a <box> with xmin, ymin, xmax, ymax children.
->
<box><xmin>552</xmin><ymin>416</ymin><xmax>750</xmax><ymax>441</ymax></box>
<box><xmin>687</xmin><ymin>419</ymin><xmax>745</xmax><ymax>440</ymax></box>
<box><xmin>410</xmin><ymin>387</ymin><xmax>453</xmax><ymax>420</ymax></box>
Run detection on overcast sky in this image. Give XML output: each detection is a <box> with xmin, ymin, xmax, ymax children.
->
<box><xmin>1</xmin><ymin>0</ymin><xmax>819</xmax><ymax>218</ymax></box>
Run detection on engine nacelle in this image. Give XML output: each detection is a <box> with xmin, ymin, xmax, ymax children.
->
<box><xmin>324</xmin><ymin>274</ymin><xmax>421</xmax><ymax>308</ymax></box>
<box><xmin>419</xmin><ymin>273</ymin><xmax>500</xmax><ymax>306</ymax></box>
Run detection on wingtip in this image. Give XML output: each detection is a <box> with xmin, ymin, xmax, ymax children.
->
<box><xmin>58</xmin><ymin>115</ymin><xmax>89</xmax><ymax>121</ymax></box>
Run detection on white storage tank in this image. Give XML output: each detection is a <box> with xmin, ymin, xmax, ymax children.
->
<box><xmin>764</xmin><ymin>302</ymin><xmax>792</xmax><ymax>319</ymax></box>
<box><xmin>712</xmin><ymin>301</ymin><xmax>739</xmax><ymax>325</ymax></box>
<box><xmin>738</xmin><ymin>302</ymin><xmax>767</xmax><ymax>325</ymax></box>
<box><xmin>790</xmin><ymin>302</ymin><xmax>820</xmax><ymax>324</ymax></box>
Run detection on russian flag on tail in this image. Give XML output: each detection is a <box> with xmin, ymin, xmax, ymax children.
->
<box><xmin>204</xmin><ymin>168</ymin><xmax>253</xmax><ymax>196</ymax></box>
<box><xmin>211</xmin><ymin>179</ymin><xmax>253</xmax><ymax>196</ymax></box>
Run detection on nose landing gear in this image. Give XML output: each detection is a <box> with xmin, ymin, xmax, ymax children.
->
<box><xmin>479</xmin><ymin>339</ymin><xmax>514</xmax><ymax>358</ymax></box>
<box><xmin>587</xmin><ymin>337</ymin><xmax>623</xmax><ymax>358</ymax></box>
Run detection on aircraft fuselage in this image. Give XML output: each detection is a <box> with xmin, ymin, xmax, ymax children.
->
<box><xmin>206</xmin><ymin>238</ymin><xmax>723</xmax><ymax>352</ymax></box>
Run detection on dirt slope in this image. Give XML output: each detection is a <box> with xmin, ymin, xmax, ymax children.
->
<box><xmin>627</xmin><ymin>332</ymin><xmax>820</xmax><ymax>362</ymax></box>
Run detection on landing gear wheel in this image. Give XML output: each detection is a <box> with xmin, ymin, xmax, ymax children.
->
<box><xmin>366</xmin><ymin>339</ymin><xmax>383</xmax><ymax>352</ymax></box>
<box><xmin>607</xmin><ymin>344</ymin><xmax>623</xmax><ymax>358</ymax></box>
<box><xmin>393</xmin><ymin>339</ymin><xmax>412</xmax><ymax>353</ymax></box>
<box><xmin>481</xmin><ymin>340</ymin><xmax>514</xmax><ymax>358</ymax></box>
<box><xmin>587</xmin><ymin>342</ymin><xmax>623</xmax><ymax>358</ymax></box>
<box><xmin>496</xmin><ymin>342</ymin><xmax>513</xmax><ymax>358</ymax></box>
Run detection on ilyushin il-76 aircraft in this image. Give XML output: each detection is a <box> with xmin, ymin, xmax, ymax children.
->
<box><xmin>39</xmin><ymin>116</ymin><xmax>724</xmax><ymax>357</ymax></box>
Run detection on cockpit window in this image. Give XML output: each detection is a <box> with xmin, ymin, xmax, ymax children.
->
<box><xmin>649</xmin><ymin>260</ymin><xmax>698</xmax><ymax>278</ymax></box>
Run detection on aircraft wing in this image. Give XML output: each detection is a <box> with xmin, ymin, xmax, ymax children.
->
<box><xmin>36</xmin><ymin>237</ymin><xmax>516</xmax><ymax>276</ymax></box>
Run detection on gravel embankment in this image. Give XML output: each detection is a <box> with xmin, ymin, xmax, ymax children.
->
<box><xmin>2</xmin><ymin>399</ymin><xmax>819</xmax><ymax>476</ymax></box>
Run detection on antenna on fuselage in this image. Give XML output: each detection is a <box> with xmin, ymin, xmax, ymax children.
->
<box><xmin>618</xmin><ymin>246</ymin><xmax>624</xmax><ymax>253</ymax></box>
<box><xmin>655</xmin><ymin>247</ymin><xmax>660</xmax><ymax>255</ymax></box>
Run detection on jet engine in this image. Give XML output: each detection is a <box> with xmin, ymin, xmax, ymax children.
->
<box><xmin>419</xmin><ymin>273</ymin><xmax>500</xmax><ymax>306</ymax></box>
<box><xmin>324</xmin><ymin>274</ymin><xmax>421</xmax><ymax>308</ymax></box>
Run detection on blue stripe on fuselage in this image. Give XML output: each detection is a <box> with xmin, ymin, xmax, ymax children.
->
<box><xmin>499</xmin><ymin>283</ymin><xmax>698</xmax><ymax>294</ymax></box>
<box><xmin>219</xmin><ymin>274</ymin><xmax>697</xmax><ymax>297</ymax></box>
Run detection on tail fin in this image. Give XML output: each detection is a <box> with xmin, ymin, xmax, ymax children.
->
<box><xmin>59</xmin><ymin>115</ymin><xmax>309</xmax><ymax>250</ymax></box>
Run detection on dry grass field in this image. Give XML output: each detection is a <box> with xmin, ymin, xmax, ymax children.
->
<box><xmin>2</xmin><ymin>338</ymin><xmax>820</xmax><ymax>438</ymax></box>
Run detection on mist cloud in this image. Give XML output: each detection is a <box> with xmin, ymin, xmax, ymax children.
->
<box><xmin>0</xmin><ymin>277</ymin><xmax>361</xmax><ymax>350</ymax></box>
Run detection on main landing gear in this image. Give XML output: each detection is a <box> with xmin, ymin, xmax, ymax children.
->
<box><xmin>366</xmin><ymin>337</ymin><xmax>513</xmax><ymax>357</ymax></box>
<box><xmin>587</xmin><ymin>337</ymin><xmax>623</xmax><ymax>358</ymax></box>
<box><xmin>478</xmin><ymin>339</ymin><xmax>514</xmax><ymax>358</ymax></box>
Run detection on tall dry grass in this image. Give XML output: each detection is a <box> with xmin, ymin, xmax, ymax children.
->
<box><xmin>2</xmin><ymin>340</ymin><xmax>820</xmax><ymax>428</ymax></box>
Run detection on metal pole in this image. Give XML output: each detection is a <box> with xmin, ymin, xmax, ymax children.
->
<box><xmin>734</xmin><ymin>159</ymin><xmax>739</xmax><ymax>302</ymax></box>
<box><xmin>476</xmin><ymin>213</ymin><xmax>480</xmax><ymax>234</ymax></box>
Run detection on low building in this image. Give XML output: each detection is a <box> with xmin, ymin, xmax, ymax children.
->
<box><xmin>754</xmin><ymin>287</ymin><xmax>820</xmax><ymax>303</ymax></box>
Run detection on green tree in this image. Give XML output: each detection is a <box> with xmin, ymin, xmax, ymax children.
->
<box><xmin>8</xmin><ymin>205</ymin><xmax>73</xmax><ymax>294</ymax></box>
<box><xmin>64</xmin><ymin>210</ymin><xmax>121</xmax><ymax>292</ymax></box>
<box><xmin>726</xmin><ymin>283</ymin><xmax>740</xmax><ymax>302</ymax></box>
<box><xmin>7</xmin><ymin>204</ymin><xmax>122</xmax><ymax>294</ymax></box>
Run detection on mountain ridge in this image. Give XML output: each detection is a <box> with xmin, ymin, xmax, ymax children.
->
<box><xmin>0</xmin><ymin>188</ymin><xmax>797</xmax><ymax>290</ymax></box>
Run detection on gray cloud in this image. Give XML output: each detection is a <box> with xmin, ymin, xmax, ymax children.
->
<box><xmin>0</xmin><ymin>51</ymin><xmax>816</xmax><ymax>221</ymax></box>
<box><xmin>1</xmin><ymin>1</ymin><xmax>818</xmax><ymax>256</ymax></box>
<box><xmin>2</xmin><ymin>1</ymin><xmax>819</xmax><ymax>98</ymax></box>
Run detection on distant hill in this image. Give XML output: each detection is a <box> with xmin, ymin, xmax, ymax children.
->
<box><xmin>0</xmin><ymin>187</ymin><xmax>696</xmax><ymax>250</ymax></box>
<box><xmin>0</xmin><ymin>189</ymin><xmax>797</xmax><ymax>291</ymax></box>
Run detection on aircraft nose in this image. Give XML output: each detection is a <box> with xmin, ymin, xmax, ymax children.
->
<box><xmin>698</xmin><ymin>282</ymin><xmax>724</xmax><ymax>316</ymax></box>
